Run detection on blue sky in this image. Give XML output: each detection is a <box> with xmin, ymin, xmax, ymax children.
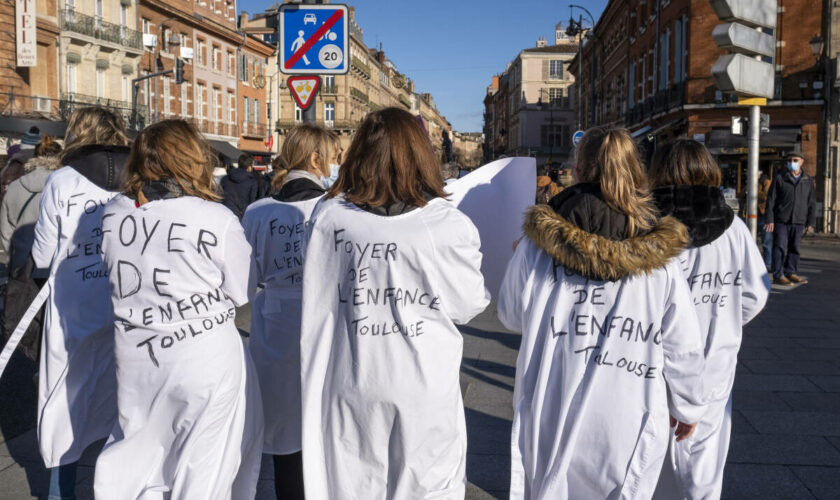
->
<box><xmin>239</xmin><ymin>0</ymin><xmax>609</xmax><ymax>132</ymax></box>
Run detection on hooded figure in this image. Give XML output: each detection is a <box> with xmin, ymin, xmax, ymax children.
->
<box><xmin>29</xmin><ymin>107</ymin><xmax>132</xmax><ymax>500</ymax></box>
<box><xmin>650</xmin><ymin>139</ymin><xmax>770</xmax><ymax>500</ymax></box>
<box><xmin>499</xmin><ymin>128</ymin><xmax>707</xmax><ymax>500</ymax></box>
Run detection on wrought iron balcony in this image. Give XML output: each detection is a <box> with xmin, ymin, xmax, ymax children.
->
<box><xmin>59</xmin><ymin>92</ymin><xmax>144</xmax><ymax>124</ymax></box>
<box><xmin>398</xmin><ymin>94</ymin><xmax>411</xmax><ymax>109</ymax></box>
<box><xmin>60</xmin><ymin>9</ymin><xmax>142</xmax><ymax>50</ymax></box>
<box><xmin>351</xmin><ymin>57</ymin><xmax>371</xmax><ymax>79</ymax></box>
<box><xmin>242</xmin><ymin>121</ymin><xmax>267</xmax><ymax>137</ymax></box>
<box><xmin>350</xmin><ymin>87</ymin><xmax>368</xmax><ymax>104</ymax></box>
<box><xmin>321</xmin><ymin>85</ymin><xmax>338</xmax><ymax>95</ymax></box>
<box><xmin>0</xmin><ymin>92</ymin><xmax>63</xmax><ymax>117</ymax></box>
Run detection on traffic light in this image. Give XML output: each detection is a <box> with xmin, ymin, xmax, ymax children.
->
<box><xmin>174</xmin><ymin>58</ymin><xmax>185</xmax><ymax>84</ymax></box>
<box><xmin>709</xmin><ymin>0</ymin><xmax>778</xmax><ymax>98</ymax></box>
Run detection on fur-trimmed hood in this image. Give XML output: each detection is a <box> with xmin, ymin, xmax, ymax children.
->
<box><xmin>524</xmin><ymin>186</ymin><xmax>689</xmax><ymax>281</ymax></box>
<box><xmin>23</xmin><ymin>154</ymin><xmax>61</xmax><ymax>174</ymax></box>
<box><xmin>652</xmin><ymin>185</ymin><xmax>734</xmax><ymax>247</ymax></box>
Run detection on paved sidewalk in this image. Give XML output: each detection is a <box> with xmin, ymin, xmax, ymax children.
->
<box><xmin>1</xmin><ymin>242</ymin><xmax>838</xmax><ymax>499</ymax></box>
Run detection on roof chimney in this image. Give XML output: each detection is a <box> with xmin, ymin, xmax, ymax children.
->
<box><xmin>536</xmin><ymin>36</ymin><xmax>547</xmax><ymax>48</ymax></box>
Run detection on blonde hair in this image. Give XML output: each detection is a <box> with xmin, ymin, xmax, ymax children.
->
<box><xmin>123</xmin><ymin>119</ymin><xmax>220</xmax><ymax>205</ymax></box>
<box><xmin>575</xmin><ymin>127</ymin><xmax>657</xmax><ymax>235</ymax></box>
<box><xmin>271</xmin><ymin>123</ymin><xmax>336</xmax><ymax>191</ymax></box>
<box><xmin>61</xmin><ymin>107</ymin><xmax>130</xmax><ymax>163</ymax></box>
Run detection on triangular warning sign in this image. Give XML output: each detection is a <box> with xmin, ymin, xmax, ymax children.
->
<box><xmin>288</xmin><ymin>75</ymin><xmax>321</xmax><ymax>110</ymax></box>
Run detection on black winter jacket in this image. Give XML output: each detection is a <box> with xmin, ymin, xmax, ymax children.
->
<box><xmin>221</xmin><ymin>168</ymin><xmax>258</xmax><ymax>218</ymax></box>
<box><xmin>765</xmin><ymin>171</ymin><xmax>816</xmax><ymax>227</ymax></box>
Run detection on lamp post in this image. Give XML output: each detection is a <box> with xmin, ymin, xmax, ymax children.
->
<box><xmin>131</xmin><ymin>19</ymin><xmax>186</xmax><ymax>131</ymax></box>
<box><xmin>567</xmin><ymin>5</ymin><xmax>596</xmax><ymax>130</ymax></box>
<box><xmin>811</xmin><ymin>34</ymin><xmax>833</xmax><ymax>232</ymax></box>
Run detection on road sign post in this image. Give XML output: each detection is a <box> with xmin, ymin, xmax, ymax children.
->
<box><xmin>279</xmin><ymin>2</ymin><xmax>349</xmax><ymax>124</ymax></box>
<box><xmin>709</xmin><ymin>0</ymin><xmax>778</xmax><ymax>239</ymax></box>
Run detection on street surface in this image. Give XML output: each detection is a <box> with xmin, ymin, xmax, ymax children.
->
<box><xmin>0</xmin><ymin>240</ymin><xmax>839</xmax><ymax>499</ymax></box>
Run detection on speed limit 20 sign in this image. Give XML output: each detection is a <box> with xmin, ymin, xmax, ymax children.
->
<box><xmin>279</xmin><ymin>3</ymin><xmax>349</xmax><ymax>75</ymax></box>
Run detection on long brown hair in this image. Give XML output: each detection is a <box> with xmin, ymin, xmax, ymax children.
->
<box><xmin>61</xmin><ymin>107</ymin><xmax>130</xmax><ymax>163</ymax></box>
<box><xmin>123</xmin><ymin>119</ymin><xmax>220</xmax><ymax>205</ymax></box>
<box><xmin>271</xmin><ymin>123</ymin><xmax>336</xmax><ymax>191</ymax></box>
<box><xmin>575</xmin><ymin>127</ymin><xmax>657</xmax><ymax>235</ymax></box>
<box><xmin>326</xmin><ymin>107</ymin><xmax>447</xmax><ymax>208</ymax></box>
<box><xmin>648</xmin><ymin>138</ymin><xmax>722</xmax><ymax>188</ymax></box>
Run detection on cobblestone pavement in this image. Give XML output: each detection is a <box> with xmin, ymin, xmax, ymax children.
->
<box><xmin>1</xmin><ymin>240</ymin><xmax>838</xmax><ymax>499</ymax></box>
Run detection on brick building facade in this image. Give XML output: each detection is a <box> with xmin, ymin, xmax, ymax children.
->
<box><xmin>0</xmin><ymin>0</ymin><xmax>61</xmax><ymax>150</ymax></box>
<box><xmin>570</xmin><ymin>0</ymin><xmax>829</xmax><ymax>228</ymax></box>
<box><xmin>238</xmin><ymin>33</ymin><xmax>274</xmax><ymax>159</ymax></box>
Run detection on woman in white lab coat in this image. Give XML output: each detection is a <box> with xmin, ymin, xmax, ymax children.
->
<box><xmin>299</xmin><ymin>107</ymin><xmax>490</xmax><ymax>499</ymax></box>
<box><xmin>498</xmin><ymin>127</ymin><xmax>707</xmax><ymax>499</ymax></box>
<box><xmin>242</xmin><ymin>123</ymin><xmax>337</xmax><ymax>499</ymax></box>
<box><xmin>31</xmin><ymin>107</ymin><xmax>131</xmax><ymax>498</ymax></box>
<box><xmin>650</xmin><ymin>139</ymin><xmax>770</xmax><ymax>500</ymax></box>
<box><xmin>93</xmin><ymin>119</ymin><xmax>263</xmax><ymax>499</ymax></box>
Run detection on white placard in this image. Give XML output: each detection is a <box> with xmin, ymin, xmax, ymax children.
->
<box><xmin>16</xmin><ymin>0</ymin><xmax>36</xmax><ymax>67</ymax></box>
<box><xmin>446</xmin><ymin>157</ymin><xmax>537</xmax><ymax>299</ymax></box>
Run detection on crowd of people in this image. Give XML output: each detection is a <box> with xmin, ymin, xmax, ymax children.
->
<box><xmin>0</xmin><ymin>104</ymin><xmax>777</xmax><ymax>499</ymax></box>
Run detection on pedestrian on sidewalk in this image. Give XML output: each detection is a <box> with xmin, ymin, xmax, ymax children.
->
<box><xmin>221</xmin><ymin>153</ymin><xmax>259</xmax><ymax>218</ymax></box>
<box><xmin>498</xmin><ymin>127</ymin><xmax>707</xmax><ymax>499</ymax></box>
<box><xmin>242</xmin><ymin>123</ymin><xmax>338</xmax><ymax>500</ymax></box>
<box><xmin>31</xmin><ymin>107</ymin><xmax>131</xmax><ymax>500</ymax></box>
<box><xmin>757</xmin><ymin>170</ymin><xmax>774</xmax><ymax>267</ymax></box>
<box><xmin>0</xmin><ymin>136</ymin><xmax>62</xmax><ymax>364</ymax></box>
<box><xmin>93</xmin><ymin>119</ymin><xmax>263</xmax><ymax>499</ymax></box>
<box><xmin>299</xmin><ymin>107</ymin><xmax>490</xmax><ymax>499</ymax></box>
<box><xmin>649</xmin><ymin>139</ymin><xmax>771</xmax><ymax>500</ymax></box>
<box><xmin>764</xmin><ymin>150</ymin><xmax>816</xmax><ymax>285</ymax></box>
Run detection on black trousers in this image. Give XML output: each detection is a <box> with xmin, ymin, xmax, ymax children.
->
<box><xmin>772</xmin><ymin>223</ymin><xmax>805</xmax><ymax>278</ymax></box>
<box><xmin>273</xmin><ymin>452</ymin><xmax>305</xmax><ymax>500</ymax></box>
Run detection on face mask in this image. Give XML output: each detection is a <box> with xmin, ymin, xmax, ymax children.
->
<box><xmin>322</xmin><ymin>164</ymin><xmax>340</xmax><ymax>188</ymax></box>
<box><xmin>787</xmin><ymin>161</ymin><xmax>800</xmax><ymax>172</ymax></box>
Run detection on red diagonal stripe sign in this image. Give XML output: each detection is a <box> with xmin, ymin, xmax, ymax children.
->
<box><xmin>285</xmin><ymin>9</ymin><xmax>345</xmax><ymax>70</ymax></box>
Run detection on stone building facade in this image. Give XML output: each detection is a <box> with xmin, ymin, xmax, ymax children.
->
<box><xmin>483</xmin><ymin>24</ymin><xmax>578</xmax><ymax>168</ymax></box>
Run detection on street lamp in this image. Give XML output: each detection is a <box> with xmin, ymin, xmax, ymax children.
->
<box><xmin>810</xmin><ymin>35</ymin><xmax>825</xmax><ymax>60</ymax></box>
<box><xmin>567</xmin><ymin>5</ymin><xmax>596</xmax><ymax>131</ymax></box>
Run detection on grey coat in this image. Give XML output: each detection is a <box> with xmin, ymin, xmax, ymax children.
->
<box><xmin>0</xmin><ymin>155</ymin><xmax>60</xmax><ymax>269</ymax></box>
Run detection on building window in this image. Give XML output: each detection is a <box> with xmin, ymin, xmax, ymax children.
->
<box><xmin>227</xmin><ymin>51</ymin><xmax>234</xmax><ymax>76</ymax></box>
<box><xmin>243</xmin><ymin>97</ymin><xmax>250</xmax><ymax>124</ymax></box>
<box><xmin>161</xmin><ymin>77</ymin><xmax>169</xmax><ymax>115</ymax></box>
<box><xmin>95</xmin><ymin>0</ymin><xmax>103</xmax><ymax>26</ymax></box>
<box><xmin>549</xmin><ymin>88</ymin><xmax>563</xmax><ymax>106</ymax></box>
<box><xmin>295</xmin><ymin>104</ymin><xmax>302</xmax><ymax>123</ymax></box>
<box><xmin>120</xmin><ymin>3</ymin><xmax>128</xmax><ymax>29</ymax></box>
<box><xmin>212</xmin><ymin>46</ymin><xmax>220</xmax><ymax>71</ymax></box>
<box><xmin>96</xmin><ymin>68</ymin><xmax>105</xmax><ymax>98</ymax></box>
<box><xmin>182</xmin><ymin>85</ymin><xmax>188</xmax><ymax>116</ymax></box>
<box><xmin>229</xmin><ymin>92</ymin><xmax>235</xmax><ymax>123</ymax></box>
<box><xmin>67</xmin><ymin>63</ymin><xmax>78</xmax><ymax>94</ymax></box>
<box><xmin>141</xmin><ymin>17</ymin><xmax>150</xmax><ymax>34</ymax></box>
<box><xmin>380</xmin><ymin>70</ymin><xmax>389</xmax><ymax>87</ymax></box>
<box><xmin>254</xmin><ymin>99</ymin><xmax>260</xmax><ymax>124</ymax></box>
<box><xmin>179</xmin><ymin>32</ymin><xmax>188</xmax><ymax>49</ymax></box>
<box><xmin>628</xmin><ymin>61</ymin><xmax>636</xmax><ymax>108</ymax></box>
<box><xmin>122</xmin><ymin>75</ymin><xmax>130</xmax><ymax>102</ymax></box>
<box><xmin>659</xmin><ymin>29</ymin><xmax>670</xmax><ymax>90</ymax></box>
<box><xmin>549</xmin><ymin>60</ymin><xmax>563</xmax><ymax>79</ymax></box>
<box><xmin>162</xmin><ymin>27</ymin><xmax>170</xmax><ymax>52</ymax></box>
<box><xmin>266</xmin><ymin>101</ymin><xmax>272</xmax><ymax>128</ymax></box>
<box><xmin>197</xmin><ymin>39</ymin><xmax>205</xmax><ymax>66</ymax></box>
<box><xmin>240</xmin><ymin>54</ymin><xmax>248</xmax><ymax>81</ymax></box>
<box><xmin>324</xmin><ymin>102</ymin><xmax>335</xmax><ymax>126</ymax></box>
<box><xmin>197</xmin><ymin>84</ymin><xmax>206</xmax><ymax>119</ymax></box>
<box><xmin>324</xmin><ymin>75</ymin><xmax>335</xmax><ymax>91</ymax></box>
<box><xmin>215</xmin><ymin>88</ymin><xmax>222</xmax><ymax>122</ymax></box>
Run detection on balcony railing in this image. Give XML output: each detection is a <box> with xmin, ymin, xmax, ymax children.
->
<box><xmin>60</xmin><ymin>9</ymin><xmax>142</xmax><ymax>50</ymax></box>
<box><xmin>351</xmin><ymin>56</ymin><xmax>371</xmax><ymax>79</ymax></box>
<box><xmin>624</xmin><ymin>83</ymin><xmax>686</xmax><ymax>126</ymax></box>
<box><xmin>322</xmin><ymin>85</ymin><xmax>338</xmax><ymax>95</ymax></box>
<box><xmin>350</xmin><ymin>87</ymin><xmax>369</xmax><ymax>104</ymax></box>
<box><xmin>60</xmin><ymin>92</ymin><xmax>145</xmax><ymax>125</ymax></box>
<box><xmin>0</xmin><ymin>92</ymin><xmax>63</xmax><ymax>117</ymax></box>
<box><xmin>398</xmin><ymin>94</ymin><xmax>411</xmax><ymax>109</ymax></box>
<box><xmin>242</xmin><ymin>121</ymin><xmax>267</xmax><ymax>137</ymax></box>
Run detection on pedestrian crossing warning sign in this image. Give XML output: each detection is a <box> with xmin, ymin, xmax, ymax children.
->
<box><xmin>288</xmin><ymin>75</ymin><xmax>321</xmax><ymax>110</ymax></box>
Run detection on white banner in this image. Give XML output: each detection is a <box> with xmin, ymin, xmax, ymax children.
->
<box><xmin>446</xmin><ymin>157</ymin><xmax>536</xmax><ymax>299</ymax></box>
<box><xmin>16</xmin><ymin>0</ymin><xmax>36</xmax><ymax>67</ymax></box>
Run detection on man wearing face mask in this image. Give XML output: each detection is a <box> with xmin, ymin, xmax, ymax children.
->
<box><xmin>763</xmin><ymin>150</ymin><xmax>816</xmax><ymax>285</ymax></box>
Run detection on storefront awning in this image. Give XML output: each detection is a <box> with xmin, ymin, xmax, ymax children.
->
<box><xmin>707</xmin><ymin>127</ymin><xmax>800</xmax><ymax>155</ymax></box>
<box><xmin>207</xmin><ymin>140</ymin><xmax>241</xmax><ymax>166</ymax></box>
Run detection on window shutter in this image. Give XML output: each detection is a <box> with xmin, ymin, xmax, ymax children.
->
<box><xmin>542</xmin><ymin>60</ymin><xmax>549</xmax><ymax>80</ymax></box>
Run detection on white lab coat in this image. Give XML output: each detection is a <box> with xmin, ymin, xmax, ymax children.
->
<box><xmin>31</xmin><ymin>167</ymin><xmax>119</xmax><ymax>467</ymax></box>
<box><xmin>657</xmin><ymin>217</ymin><xmax>770</xmax><ymax>500</ymax></box>
<box><xmin>499</xmin><ymin>204</ymin><xmax>707</xmax><ymax>500</ymax></box>
<box><xmin>300</xmin><ymin>197</ymin><xmax>490</xmax><ymax>499</ymax></box>
<box><xmin>242</xmin><ymin>195</ymin><xmax>321</xmax><ymax>454</ymax></box>
<box><xmin>92</xmin><ymin>195</ymin><xmax>264</xmax><ymax>500</ymax></box>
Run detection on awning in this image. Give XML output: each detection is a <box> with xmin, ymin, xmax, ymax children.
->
<box><xmin>631</xmin><ymin>119</ymin><xmax>685</xmax><ymax>140</ymax></box>
<box><xmin>241</xmin><ymin>149</ymin><xmax>273</xmax><ymax>165</ymax></box>
<box><xmin>707</xmin><ymin>127</ymin><xmax>799</xmax><ymax>155</ymax></box>
<box><xmin>207</xmin><ymin>139</ymin><xmax>241</xmax><ymax>165</ymax></box>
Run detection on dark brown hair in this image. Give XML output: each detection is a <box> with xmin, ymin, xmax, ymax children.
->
<box><xmin>123</xmin><ymin>119</ymin><xmax>220</xmax><ymax>205</ymax></box>
<box><xmin>648</xmin><ymin>138</ymin><xmax>722</xmax><ymax>188</ymax></box>
<box><xmin>576</xmin><ymin>126</ymin><xmax>658</xmax><ymax>235</ymax></box>
<box><xmin>326</xmin><ymin>107</ymin><xmax>447</xmax><ymax>208</ymax></box>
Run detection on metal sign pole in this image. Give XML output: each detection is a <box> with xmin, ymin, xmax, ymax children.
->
<box><xmin>302</xmin><ymin>0</ymin><xmax>320</xmax><ymax>124</ymax></box>
<box><xmin>747</xmin><ymin>103</ymin><xmax>760</xmax><ymax>239</ymax></box>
